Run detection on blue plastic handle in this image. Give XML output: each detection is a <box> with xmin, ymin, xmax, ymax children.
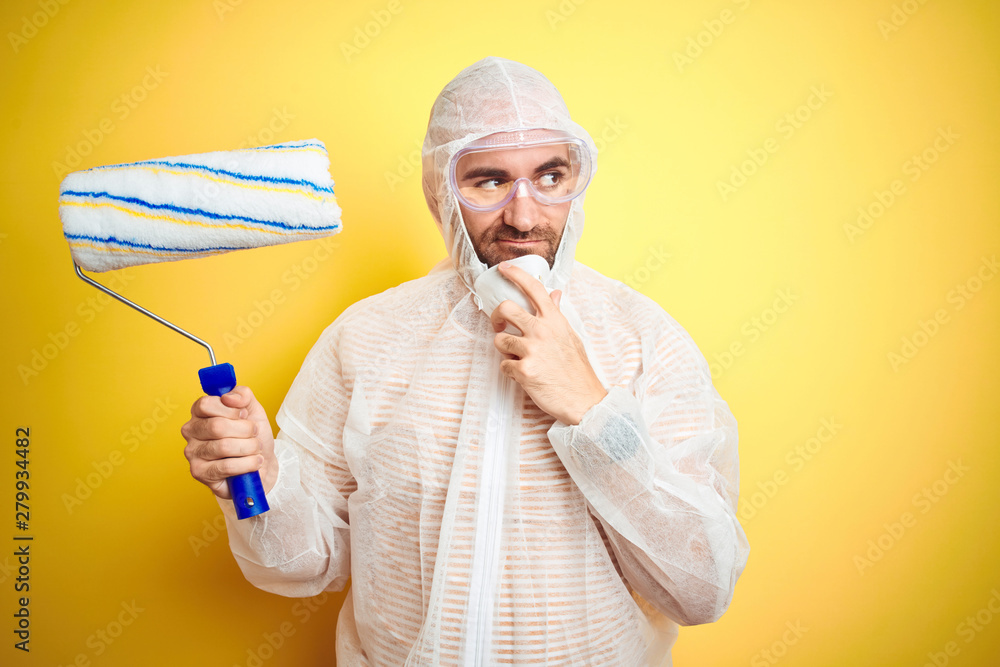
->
<box><xmin>198</xmin><ymin>363</ymin><xmax>270</xmax><ymax>520</ymax></box>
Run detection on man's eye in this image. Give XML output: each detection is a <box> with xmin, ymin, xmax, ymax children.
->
<box><xmin>537</xmin><ymin>172</ymin><xmax>563</xmax><ymax>188</ymax></box>
<box><xmin>476</xmin><ymin>178</ymin><xmax>504</xmax><ymax>191</ymax></box>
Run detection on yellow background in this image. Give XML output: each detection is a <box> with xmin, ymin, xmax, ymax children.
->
<box><xmin>2</xmin><ymin>0</ymin><xmax>998</xmax><ymax>665</ymax></box>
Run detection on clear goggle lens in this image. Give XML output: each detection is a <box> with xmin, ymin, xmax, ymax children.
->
<box><xmin>450</xmin><ymin>135</ymin><xmax>591</xmax><ymax>212</ymax></box>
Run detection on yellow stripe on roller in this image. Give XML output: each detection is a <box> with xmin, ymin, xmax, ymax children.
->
<box><xmin>59</xmin><ymin>199</ymin><xmax>290</xmax><ymax>236</ymax></box>
<box><xmin>125</xmin><ymin>165</ymin><xmax>332</xmax><ymax>202</ymax></box>
<box><xmin>68</xmin><ymin>241</ymin><xmax>231</xmax><ymax>261</ymax></box>
<box><xmin>245</xmin><ymin>146</ymin><xmax>328</xmax><ymax>156</ymax></box>
<box><xmin>68</xmin><ymin>226</ymin><xmax>331</xmax><ymax>259</ymax></box>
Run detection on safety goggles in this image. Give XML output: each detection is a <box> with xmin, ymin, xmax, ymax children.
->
<box><xmin>450</xmin><ymin>130</ymin><xmax>592</xmax><ymax>212</ymax></box>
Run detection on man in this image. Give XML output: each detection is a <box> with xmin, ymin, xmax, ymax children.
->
<box><xmin>182</xmin><ymin>57</ymin><xmax>749</xmax><ymax>665</ymax></box>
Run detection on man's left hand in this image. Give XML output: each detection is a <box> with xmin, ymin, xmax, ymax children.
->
<box><xmin>490</xmin><ymin>261</ymin><xmax>607</xmax><ymax>425</ymax></box>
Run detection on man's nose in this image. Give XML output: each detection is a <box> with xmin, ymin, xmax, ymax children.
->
<box><xmin>503</xmin><ymin>181</ymin><xmax>542</xmax><ymax>231</ymax></box>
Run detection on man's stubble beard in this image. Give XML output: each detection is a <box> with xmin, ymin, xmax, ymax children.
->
<box><xmin>473</xmin><ymin>223</ymin><xmax>563</xmax><ymax>269</ymax></box>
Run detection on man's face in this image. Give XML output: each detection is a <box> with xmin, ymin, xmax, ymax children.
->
<box><xmin>455</xmin><ymin>143</ymin><xmax>574</xmax><ymax>268</ymax></box>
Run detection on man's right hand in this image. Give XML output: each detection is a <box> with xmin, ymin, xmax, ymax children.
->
<box><xmin>181</xmin><ymin>386</ymin><xmax>278</xmax><ymax>500</ymax></box>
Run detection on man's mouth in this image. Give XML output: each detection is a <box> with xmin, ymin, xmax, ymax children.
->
<box><xmin>495</xmin><ymin>233</ymin><xmax>548</xmax><ymax>244</ymax></box>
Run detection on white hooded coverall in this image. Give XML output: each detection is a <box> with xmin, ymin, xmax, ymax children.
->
<box><xmin>217</xmin><ymin>57</ymin><xmax>750</xmax><ymax>666</ymax></box>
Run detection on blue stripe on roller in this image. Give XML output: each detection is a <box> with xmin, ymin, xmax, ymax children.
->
<box><xmin>251</xmin><ymin>140</ymin><xmax>325</xmax><ymax>151</ymax></box>
<box><xmin>82</xmin><ymin>160</ymin><xmax>335</xmax><ymax>195</ymax></box>
<box><xmin>61</xmin><ymin>190</ymin><xmax>341</xmax><ymax>232</ymax></box>
<box><xmin>64</xmin><ymin>232</ymin><xmax>252</xmax><ymax>255</ymax></box>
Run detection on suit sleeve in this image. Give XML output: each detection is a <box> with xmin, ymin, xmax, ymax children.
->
<box><xmin>216</xmin><ymin>325</ymin><xmax>355</xmax><ymax>598</ymax></box>
<box><xmin>547</xmin><ymin>321</ymin><xmax>750</xmax><ymax>625</ymax></box>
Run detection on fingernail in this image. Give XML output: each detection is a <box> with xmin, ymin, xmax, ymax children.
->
<box><xmin>252</xmin><ymin>424</ymin><xmax>258</xmax><ymax>436</ymax></box>
<box><xmin>239</xmin><ymin>409</ymin><xmax>248</xmax><ymax>419</ymax></box>
<box><xmin>258</xmin><ymin>455</ymin><xmax>264</xmax><ymax>466</ymax></box>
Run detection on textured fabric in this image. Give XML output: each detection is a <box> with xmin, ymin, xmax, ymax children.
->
<box><xmin>59</xmin><ymin>139</ymin><xmax>341</xmax><ymax>272</ymax></box>
<box><xmin>217</xmin><ymin>57</ymin><xmax>749</xmax><ymax>665</ymax></box>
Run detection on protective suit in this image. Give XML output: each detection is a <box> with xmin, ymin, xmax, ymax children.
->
<box><xmin>216</xmin><ymin>57</ymin><xmax>750</xmax><ymax>665</ymax></box>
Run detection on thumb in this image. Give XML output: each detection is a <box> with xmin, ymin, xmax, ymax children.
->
<box><xmin>219</xmin><ymin>386</ymin><xmax>252</xmax><ymax>409</ymax></box>
<box><xmin>551</xmin><ymin>289</ymin><xmax>563</xmax><ymax>310</ymax></box>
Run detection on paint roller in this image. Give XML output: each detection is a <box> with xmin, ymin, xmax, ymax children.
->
<box><xmin>57</xmin><ymin>138</ymin><xmax>342</xmax><ymax>519</ymax></box>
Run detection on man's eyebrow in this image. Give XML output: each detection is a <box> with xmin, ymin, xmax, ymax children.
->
<box><xmin>461</xmin><ymin>166</ymin><xmax>511</xmax><ymax>180</ymax></box>
<box><xmin>460</xmin><ymin>157</ymin><xmax>571</xmax><ymax>181</ymax></box>
<box><xmin>534</xmin><ymin>157</ymin><xmax>571</xmax><ymax>173</ymax></box>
